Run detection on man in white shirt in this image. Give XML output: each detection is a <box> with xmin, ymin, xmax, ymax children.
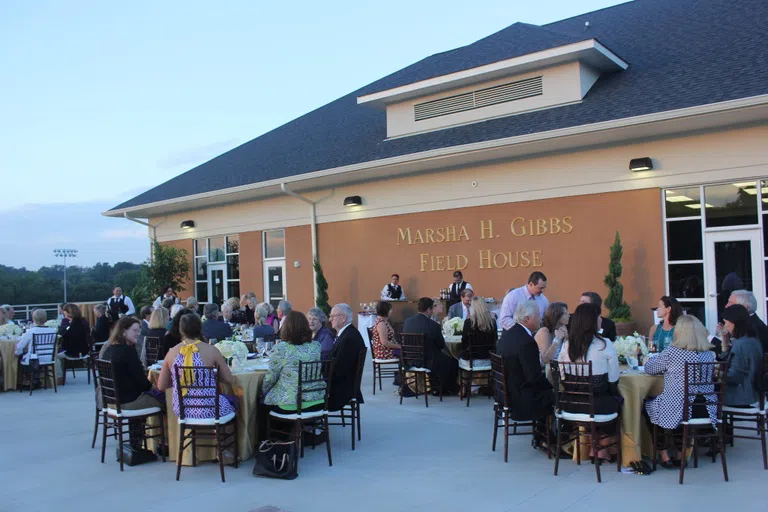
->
<box><xmin>447</xmin><ymin>289</ymin><xmax>474</xmax><ymax>320</ymax></box>
<box><xmin>15</xmin><ymin>309</ymin><xmax>56</xmax><ymax>364</ymax></box>
<box><xmin>499</xmin><ymin>271</ymin><xmax>549</xmax><ymax>330</ymax></box>
<box><xmin>380</xmin><ymin>274</ymin><xmax>406</xmax><ymax>301</ymax></box>
<box><xmin>106</xmin><ymin>287</ymin><xmax>135</xmax><ymax>323</ymax></box>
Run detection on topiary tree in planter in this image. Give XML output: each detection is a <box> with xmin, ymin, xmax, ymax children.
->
<box><xmin>313</xmin><ymin>258</ymin><xmax>331</xmax><ymax>316</ymax></box>
<box><xmin>604</xmin><ymin>231</ymin><xmax>635</xmax><ymax>335</ymax></box>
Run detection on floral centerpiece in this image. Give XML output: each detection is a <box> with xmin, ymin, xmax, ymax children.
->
<box><xmin>0</xmin><ymin>323</ymin><xmax>23</xmax><ymax>337</ymax></box>
<box><xmin>44</xmin><ymin>319</ymin><xmax>60</xmax><ymax>329</ymax></box>
<box><xmin>613</xmin><ymin>332</ymin><xmax>648</xmax><ymax>364</ymax></box>
<box><xmin>214</xmin><ymin>339</ymin><xmax>248</xmax><ymax>365</ymax></box>
<box><xmin>442</xmin><ymin>317</ymin><xmax>464</xmax><ymax>337</ymax></box>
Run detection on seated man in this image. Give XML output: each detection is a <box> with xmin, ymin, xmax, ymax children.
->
<box><xmin>496</xmin><ymin>301</ymin><xmax>553</xmax><ymax>424</ymax></box>
<box><xmin>447</xmin><ymin>289</ymin><xmax>474</xmax><ymax>320</ymax></box>
<box><xmin>403</xmin><ymin>298</ymin><xmax>459</xmax><ymax>394</ymax></box>
<box><xmin>328</xmin><ymin>303</ymin><xmax>365</xmax><ymax>411</ymax></box>
<box><xmin>202</xmin><ymin>303</ymin><xmax>233</xmax><ymax>342</ymax></box>
<box><xmin>15</xmin><ymin>308</ymin><xmax>57</xmax><ymax>364</ymax></box>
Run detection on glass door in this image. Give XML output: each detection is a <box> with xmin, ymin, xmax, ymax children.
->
<box><xmin>263</xmin><ymin>260</ymin><xmax>287</xmax><ymax>310</ymax></box>
<box><xmin>208</xmin><ymin>264</ymin><xmax>225</xmax><ymax>307</ymax></box>
<box><xmin>704</xmin><ymin>230</ymin><xmax>765</xmax><ymax>332</ymax></box>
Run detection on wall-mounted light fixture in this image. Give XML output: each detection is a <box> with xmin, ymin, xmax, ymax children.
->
<box><xmin>629</xmin><ymin>157</ymin><xmax>653</xmax><ymax>172</ymax></box>
<box><xmin>180</xmin><ymin>220</ymin><xmax>195</xmax><ymax>229</ymax></box>
<box><xmin>343</xmin><ymin>195</ymin><xmax>362</xmax><ymax>207</ymax></box>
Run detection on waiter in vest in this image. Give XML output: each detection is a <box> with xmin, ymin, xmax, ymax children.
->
<box><xmin>380</xmin><ymin>274</ymin><xmax>406</xmax><ymax>301</ymax></box>
<box><xmin>106</xmin><ymin>286</ymin><xmax>135</xmax><ymax>324</ymax></box>
<box><xmin>448</xmin><ymin>270</ymin><xmax>473</xmax><ymax>308</ymax></box>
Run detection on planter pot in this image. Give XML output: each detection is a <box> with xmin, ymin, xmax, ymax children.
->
<box><xmin>615</xmin><ymin>321</ymin><xmax>637</xmax><ymax>337</ymax></box>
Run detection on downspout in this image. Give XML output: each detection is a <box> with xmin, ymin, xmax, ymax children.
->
<box><xmin>123</xmin><ymin>213</ymin><xmax>157</xmax><ymax>262</ymax></box>
<box><xmin>280</xmin><ymin>183</ymin><xmax>318</xmax><ymax>305</ymax></box>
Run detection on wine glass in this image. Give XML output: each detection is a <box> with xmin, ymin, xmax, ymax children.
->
<box><xmin>256</xmin><ymin>340</ymin><xmax>266</xmax><ymax>358</ymax></box>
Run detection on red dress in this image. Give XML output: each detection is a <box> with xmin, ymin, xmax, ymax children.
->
<box><xmin>372</xmin><ymin>317</ymin><xmax>397</xmax><ymax>360</ymax></box>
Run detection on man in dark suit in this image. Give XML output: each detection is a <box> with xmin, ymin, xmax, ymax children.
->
<box><xmin>328</xmin><ymin>303</ymin><xmax>365</xmax><ymax>411</ymax></box>
<box><xmin>496</xmin><ymin>300</ymin><xmax>553</xmax><ymax>424</ymax></box>
<box><xmin>403</xmin><ymin>297</ymin><xmax>459</xmax><ymax>394</ymax></box>
<box><xmin>726</xmin><ymin>290</ymin><xmax>768</xmax><ymax>353</ymax></box>
<box><xmin>579</xmin><ymin>292</ymin><xmax>616</xmax><ymax>342</ymax></box>
<box><xmin>202</xmin><ymin>303</ymin><xmax>233</xmax><ymax>341</ymax></box>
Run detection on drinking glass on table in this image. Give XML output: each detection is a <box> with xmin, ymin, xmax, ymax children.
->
<box><xmin>256</xmin><ymin>339</ymin><xmax>266</xmax><ymax>358</ymax></box>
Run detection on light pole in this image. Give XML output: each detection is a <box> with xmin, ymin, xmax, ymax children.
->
<box><xmin>53</xmin><ymin>249</ymin><xmax>78</xmax><ymax>303</ymax></box>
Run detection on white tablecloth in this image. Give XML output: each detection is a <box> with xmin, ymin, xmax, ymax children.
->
<box><xmin>357</xmin><ymin>314</ymin><xmax>376</xmax><ymax>348</ymax></box>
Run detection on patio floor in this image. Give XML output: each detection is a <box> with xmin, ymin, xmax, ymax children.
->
<box><xmin>0</xmin><ymin>363</ymin><xmax>765</xmax><ymax>512</ymax></box>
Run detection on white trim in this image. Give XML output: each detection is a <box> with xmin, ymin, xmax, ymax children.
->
<box><xmin>104</xmin><ymin>94</ymin><xmax>768</xmax><ymax>219</ymax></box>
<box><xmin>667</xmin><ymin>260</ymin><xmax>704</xmax><ymax>265</ymax></box>
<box><xmin>357</xmin><ymin>39</ymin><xmax>627</xmax><ymax>107</ymax></box>
<box><xmin>665</xmin><ymin>216</ymin><xmax>702</xmax><ymax>222</ymax></box>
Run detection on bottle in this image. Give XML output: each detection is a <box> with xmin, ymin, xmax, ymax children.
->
<box><xmin>636</xmin><ymin>344</ymin><xmax>643</xmax><ymax>366</ymax></box>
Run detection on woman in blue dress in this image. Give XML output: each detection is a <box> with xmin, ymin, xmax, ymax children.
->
<box><xmin>649</xmin><ymin>296</ymin><xmax>682</xmax><ymax>352</ymax></box>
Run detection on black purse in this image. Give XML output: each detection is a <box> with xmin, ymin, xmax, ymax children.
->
<box><xmin>252</xmin><ymin>440</ymin><xmax>298</xmax><ymax>480</ymax></box>
<box><xmin>116</xmin><ymin>443</ymin><xmax>157</xmax><ymax>466</ymax></box>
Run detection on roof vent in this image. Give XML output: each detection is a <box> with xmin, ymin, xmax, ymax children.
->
<box><xmin>414</xmin><ymin>76</ymin><xmax>542</xmax><ymax>122</ymax></box>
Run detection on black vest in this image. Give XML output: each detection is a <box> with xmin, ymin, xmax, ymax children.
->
<box><xmin>387</xmin><ymin>284</ymin><xmax>402</xmax><ymax>299</ymax></box>
<box><xmin>449</xmin><ymin>281</ymin><xmax>468</xmax><ymax>303</ymax></box>
<box><xmin>108</xmin><ymin>297</ymin><xmax>126</xmax><ymax>323</ymax></box>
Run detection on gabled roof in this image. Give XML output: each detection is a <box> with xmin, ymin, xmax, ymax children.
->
<box><xmin>111</xmin><ymin>0</ymin><xmax>768</xmax><ymax>213</ymax></box>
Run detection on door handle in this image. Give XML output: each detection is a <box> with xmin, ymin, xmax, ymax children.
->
<box><xmin>708</xmin><ymin>292</ymin><xmax>716</xmax><ymax>297</ymax></box>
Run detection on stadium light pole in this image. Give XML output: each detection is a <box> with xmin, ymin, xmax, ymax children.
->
<box><xmin>53</xmin><ymin>249</ymin><xmax>78</xmax><ymax>303</ymax></box>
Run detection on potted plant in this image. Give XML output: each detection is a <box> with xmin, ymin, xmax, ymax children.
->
<box><xmin>604</xmin><ymin>231</ymin><xmax>636</xmax><ymax>336</ymax></box>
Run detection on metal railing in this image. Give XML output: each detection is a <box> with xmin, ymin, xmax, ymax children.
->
<box><xmin>7</xmin><ymin>302</ymin><xmax>104</xmax><ymax>322</ymax></box>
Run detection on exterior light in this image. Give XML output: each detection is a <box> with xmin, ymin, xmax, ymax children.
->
<box><xmin>343</xmin><ymin>196</ymin><xmax>362</xmax><ymax>207</ymax></box>
<box><xmin>180</xmin><ymin>220</ymin><xmax>195</xmax><ymax>229</ymax></box>
<box><xmin>629</xmin><ymin>157</ymin><xmax>653</xmax><ymax>172</ymax></box>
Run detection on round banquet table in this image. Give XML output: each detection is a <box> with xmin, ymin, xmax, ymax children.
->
<box><xmin>569</xmin><ymin>367</ymin><xmax>664</xmax><ymax>466</ymax></box>
<box><xmin>148</xmin><ymin>359</ymin><xmax>268</xmax><ymax>465</ymax></box>
<box><xmin>617</xmin><ymin>368</ymin><xmax>664</xmax><ymax>466</ymax></box>
<box><xmin>0</xmin><ymin>338</ymin><xmax>19</xmax><ymax>391</ymax></box>
<box><xmin>357</xmin><ymin>313</ymin><xmax>376</xmax><ymax>349</ymax></box>
<box><xmin>444</xmin><ymin>335</ymin><xmax>462</xmax><ymax>359</ymax></box>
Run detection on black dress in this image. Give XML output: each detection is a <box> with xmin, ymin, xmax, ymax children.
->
<box><xmin>102</xmin><ymin>344</ymin><xmax>151</xmax><ymax>404</ymax></box>
<box><xmin>60</xmin><ymin>317</ymin><xmax>91</xmax><ymax>357</ymax></box>
<box><xmin>92</xmin><ymin>316</ymin><xmax>111</xmax><ymax>344</ymax></box>
<box><xmin>459</xmin><ymin>318</ymin><xmax>497</xmax><ymax>360</ymax></box>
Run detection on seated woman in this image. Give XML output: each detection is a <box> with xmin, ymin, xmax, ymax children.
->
<box><xmin>262</xmin><ymin>311</ymin><xmax>326</xmax><ymax>414</ymax></box>
<box><xmin>102</xmin><ymin>316</ymin><xmax>163</xmax><ymax>411</ymax></box>
<box><xmin>372</xmin><ymin>301</ymin><xmax>401</xmax><ymax>361</ymax></box>
<box><xmin>649</xmin><ymin>296</ymin><xmax>682</xmax><ymax>352</ymax></box>
<box><xmin>92</xmin><ymin>304</ymin><xmax>111</xmax><ymax>345</ymax></box>
<box><xmin>536</xmin><ymin>302</ymin><xmax>569</xmax><ymax>364</ymax></box>
<box><xmin>720</xmin><ymin>304</ymin><xmax>763</xmax><ymax>407</ymax></box>
<box><xmin>644</xmin><ymin>314</ymin><xmax>718</xmax><ymax>467</ymax></box>
<box><xmin>144</xmin><ymin>307</ymin><xmax>169</xmax><ymax>359</ymax></box>
<box><xmin>261</xmin><ymin>302</ymin><xmax>281</xmax><ymax>333</ymax></box>
<box><xmin>308</xmin><ymin>307</ymin><xmax>336</xmax><ymax>361</ymax></box>
<box><xmin>157</xmin><ymin>314</ymin><xmax>236</xmax><ymax>420</ymax></box>
<box><xmin>59</xmin><ymin>303</ymin><xmax>91</xmax><ymax>357</ymax></box>
<box><xmin>225</xmin><ymin>297</ymin><xmax>247</xmax><ymax>325</ymax></box>
<box><xmin>459</xmin><ymin>297</ymin><xmax>495</xmax><ymax>361</ymax></box>
<box><xmin>164</xmin><ymin>308</ymin><xmax>195</xmax><ymax>354</ymax></box>
<box><xmin>252</xmin><ymin>305</ymin><xmax>277</xmax><ymax>340</ymax></box>
<box><xmin>241</xmin><ymin>293</ymin><xmax>258</xmax><ymax>325</ymax></box>
<box><xmin>558</xmin><ymin>303</ymin><xmax>620</xmax><ymax>462</ymax></box>
<box><xmin>167</xmin><ymin>304</ymin><xmax>184</xmax><ymax>331</ymax></box>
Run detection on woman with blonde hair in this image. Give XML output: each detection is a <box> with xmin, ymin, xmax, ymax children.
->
<box><xmin>644</xmin><ymin>314</ymin><xmax>718</xmax><ymax>467</ymax></box>
<box><xmin>226</xmin><ymin>296</ymin><xmax>247</xmax><ymax>324</ymax></box>
<box><xmin>146</xmin><ymin>307</ymin><xmax>169</xmax><ymax>354</ymax></box>
<box><xmin>459</xmin><ymin>297</ymin><xmax>497</xmax><ymax>361</ymax></box>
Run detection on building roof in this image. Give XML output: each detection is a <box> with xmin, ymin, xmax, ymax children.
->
<box><xmin>112</xmin><ymin>0</ymin><xmax>768</xmax><ymax>212</ymax></box>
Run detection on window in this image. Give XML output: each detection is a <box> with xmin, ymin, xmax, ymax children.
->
<box><xmin>194</xmin><ymin>234</ymin><xmax>240</xmax><ymax>304</ymax></box>
<box><xmin>264</xmin><ymin>229</ymin><xmax>285</xmax><ymax>259</ymax></box>
<box><xmin>704</xmin><ymin>182</ymin><xmax>758</xmax><ymax>227</ymax></box>
<box><xmin>194</xmin><ymin>239</ymin><xmax>209</xmax><ymax>303</ymax></box>
<box><xmin>664</xmin><ymin>187</ymin><xmax>705</xmax><ymax>319</ymax></box>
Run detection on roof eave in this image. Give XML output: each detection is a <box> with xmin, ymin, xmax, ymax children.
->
<box><xmin>104</xmin><ymin>94</ymin><xmax>768</xmax><ymax>220</ymax></box>
<box><xmin>356</xmin><ymin>39</ymin><xmax>628</xmax><ymax>109</ymax></box>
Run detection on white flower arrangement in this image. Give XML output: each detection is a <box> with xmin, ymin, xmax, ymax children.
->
<box><xmin>44</xmin><ymin>319</ymin><xmax>60</xmax><ymax>329</ymax></box>
<box><xmin>613</xmin><ymin>332</ymin><xmax>649</xmax><ymax>360</ymax></box>
<box><xmin>442</xmin><ymin>317</ymin><xmax>464</xmax><ymax>336</ymax></box>
<box><xmin>0</xmin><ymin>323</ymin><xmax>23</xmax><ymax>337</ymax></box>
<box><xmin>214</xmin><ymin>339</ymin><xmax>248</xmax><ymax>362</ymax></box>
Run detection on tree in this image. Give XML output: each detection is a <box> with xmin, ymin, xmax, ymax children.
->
<box><xmin>131</xmin><ymin>241</ymin><xmax>191</xmax><ymax>309</ymax></box>
<box><xmin>313</xmin><ymin>258</ymin><xmax>330</xmax><ymax>316</ymax></box>
<box><xmin>604</xmin><ymin>231</ymin><xmax>632</xmax><ymax>322</ymax></box>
